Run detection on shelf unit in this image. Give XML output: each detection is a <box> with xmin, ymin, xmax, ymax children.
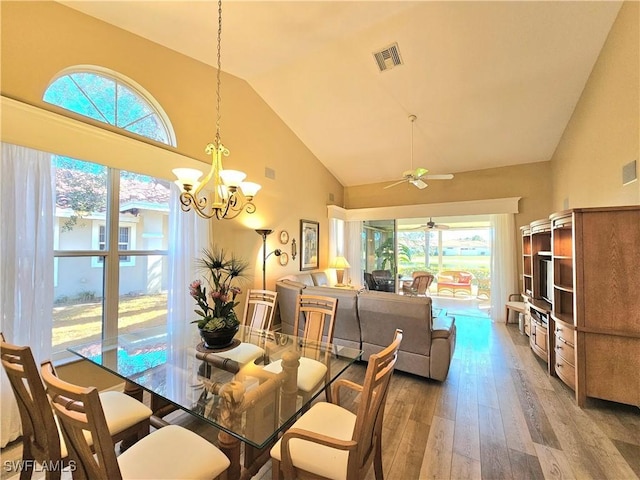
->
<box><xmin>550</xmin><ymin>206</ymin><xmax>640</xmax><ymax>407</ymax></box>
<box><xmin>520</xmin><ymin>220</ymin><xmax>553</xmax><ymax>369</ymax></box>
<box><xmin>521</xmin><ymin>225</ymin><xmax>532</xmax><ymax>297</ymax></box>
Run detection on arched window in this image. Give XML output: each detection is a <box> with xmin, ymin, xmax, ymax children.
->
<box><xmin>44</xmin><ymin>66</ymin><xmax>176</xmax><ymax>146</ymax></box>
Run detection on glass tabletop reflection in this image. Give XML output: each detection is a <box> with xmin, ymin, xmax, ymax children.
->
<box><xmin>67</xmin><ymin>325</ymin><xmax>362</xmax><ymax>449</ymax></box>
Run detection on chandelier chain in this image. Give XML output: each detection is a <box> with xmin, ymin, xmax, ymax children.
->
<box><xmin>215</xmin><ymin>0</ymin><xmax>223</xmax><ymax>147</ymax></box>
<box><xmin>172</xmin><ymin>0</ymin><xmax>261</xmax><ymax>220</ymax></box>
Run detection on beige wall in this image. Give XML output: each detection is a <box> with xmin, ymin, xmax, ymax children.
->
<box><xmin>551</xmin><ymin>1</ymin><xmax>640</xmax><ymax>210</ymax></box>
<box><xmin>0</xmin><ymin>1</ymin><xmax>343</xmax><ymax>289</ymax></box>
<box><xmin>345</xmin><ymin>161</ymin><xmax>553</xmax><ymax>230</ymax></box>
<box><xmin>2</xmin><ymin>1</ymin><xmax>638</xmax><ymax>290</ymax></box>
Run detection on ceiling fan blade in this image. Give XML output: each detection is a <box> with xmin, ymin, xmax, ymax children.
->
<box><xmin>383</xmin><ymin>179</ymin><xmax>408</xmax><ymax>189</ymax></box>
<box><xmin>434</xmin><ymin>224</ymin><xmax>450</xmax><ymax>230</ymax></box>
<box><xmin>413</xmin><ymin>167</ymin><xmax>429</xmax><ymax>178</ymax></box>
<box><xmin>411</xmin><ymin>179</ymin><xmax>428</xmax><ymax>189</ymax></box>
<box><xmin>424</xmin><ymin>174</ymin><xmax>454</xmax><ymax>180</ymax></box>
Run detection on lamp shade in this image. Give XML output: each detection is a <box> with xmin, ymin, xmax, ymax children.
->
<box><xmin>239</xmin><ymin>181</ymin><xmax>262</xmax><ymax>198</ymax></box>
<box><xmin>173</xmin><ymin>168</ymin><xmax>203</xmax><ymax>191</ymax></box>
<box><xmin>329</xmin><ymin>256</ymin><xmax>351</xmax><ymax>269</ymax></box>
<box><xmin>219</xmin><ymin>169</ymin><xmax>247</xmax><ymax>186</ymax></box>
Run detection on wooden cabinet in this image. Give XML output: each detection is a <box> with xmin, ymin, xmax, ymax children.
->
<box><xmin>554</xmin><ymin>319</ymin><xmax>576</xmax><ymax>390</ymax></box>
<box><xmin>528</xmin><ymin>300</ymin><xmax>553</xmax><ymax>374</ymax></box>
<box><xmin>550</xmin><ymin>206</ymin><xmax>640</xmax><ymax>407</ymax></box>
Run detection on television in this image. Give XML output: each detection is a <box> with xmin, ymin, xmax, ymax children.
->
<box><xmin>539</xmin><ymin>257</ymin><xmax>553</xmax><ymax>304</ymax></box>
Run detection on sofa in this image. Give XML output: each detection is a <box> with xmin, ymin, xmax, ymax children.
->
<box><xmin>275</xmin><ymin>274</ymin><xmax>456</xmax><ymax>381</ymax></box>
<box><xmin>436</xmin><ymin>270</ymin><xmax>473</xmax><ymax>296</ymax></box>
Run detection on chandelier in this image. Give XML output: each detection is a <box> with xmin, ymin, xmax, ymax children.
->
<box><xmin>173</xmin><ymin>0</ymin><xmax>260</xmax><ymax>220</ymax></box>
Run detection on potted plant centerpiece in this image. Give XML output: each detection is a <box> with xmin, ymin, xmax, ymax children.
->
<box><xmin>189</xmin><ymin>247</ymin><xmax>249</xmax><ymax>349</ymax></box>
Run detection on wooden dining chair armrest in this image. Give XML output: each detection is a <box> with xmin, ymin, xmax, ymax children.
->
<box><xmin>331</xmin><ymin>378</ymin><xmax>363</xmax><ymax>406</ymax></box>
<box><xmin>280</xmin><ymin>427</ymin><xmax>358</xmax><ymax>477</ymax></box>
<box><xmin>282</xmin><ymin>427</ymin><xmax>358</xmax><ymax>451</ymax></box>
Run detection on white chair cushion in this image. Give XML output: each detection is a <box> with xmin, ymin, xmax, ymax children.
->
<box><xmin>55</xmin><ymin>391</ymin><xmax>152</xmax><ymax>458</ymax></box>
<box><xmin>262</xmin><ymin>357</ymin><xmax>327</xmax><ymax>392</ymax></box>
<box><xmin>118</xmin><ymin>425</ymin><xmax>230</xmax><ymax>480</ymax></box>
<box><xmin>99</xmin><ymin>391</ymin><xmax>152</xmax><ymax>434</ymax></box>
<box><xmin>270</xmin><ymin>402</ymin><xmax>355</xmax><ymax>480</ymax></box>
<box><xmin>216</xmin><ymin>343</ymin><xmax>265</xmax><ymax>365</ymax></box>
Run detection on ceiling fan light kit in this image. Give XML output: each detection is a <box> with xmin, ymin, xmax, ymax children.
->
<box><xmin>384</xmin><ymin>114</ymin><xmax>454</xmax><ymax>190</ymax></box>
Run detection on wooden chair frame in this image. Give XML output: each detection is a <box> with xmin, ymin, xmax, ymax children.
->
<box><xmin>40</xmin><ymin>361</ymin><xmax>229</xmax><ymax>480</ymax></box>
<box><xmin>0</xmin><ymin>333</ymin><xmax>149</xmax><ymax>480</ymax></box>
<box><xmin>270</xmin><ymin>294</ymin><xmax>338</xmax><ymax>404</ymax></box>
<box><xmin>273</xmin><ymin>329</ymin><xmax>403</xmax><ymax>480</ymax></box>
<box><xmin>242</xmin><ymin>289</ymin><xmax>278</xmax><ymax>331</ymax></box>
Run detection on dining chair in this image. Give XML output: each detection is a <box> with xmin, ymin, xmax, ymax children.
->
<box><xmin>270</xmin><ymin>329</ymin><xmax>403</xmax><ymax>480</ymax></box>
<box><xmin>0</xmin><ymin>333</ymin><xmax>152</xmax><ymax>480</ymax></box>
<box><xmin>40</xmin><ymin>361</ymin><xmax>230</xmax><ymax>480</ymax></box>
<box><xmin>262</xmin><ymin>294</ymin><xmax>338</xmax><ymax>404</ymax></box>
<box><xmin>209</xmin><ymin>289</ymin><xmax>278</xmax><ymax>366</ymax></box>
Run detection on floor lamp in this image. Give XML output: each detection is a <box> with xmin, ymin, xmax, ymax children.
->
<box><xmin>255</xmin><ymin>229</ymin><xmax>281</xmax><ymax>290</ymax></box>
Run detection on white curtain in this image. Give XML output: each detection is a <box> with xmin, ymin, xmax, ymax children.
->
<box><xmin>490</xmin><ymin>213</ymin><xmax>519</xmax><ymax>322</ymax></box>
<box><xmin>0</xmin><ymin>143</ymin><xmax>55</xmax><ymax>447</ymax></box>
<box><xmin>345</xmin><ymin>221</ymin><xmax>363</xmax><ymax>288</ymax></box>
<box><xmin>166</xmin><ymin>184</ymin><xmax>209</xmax><ymax>398</ymax></box>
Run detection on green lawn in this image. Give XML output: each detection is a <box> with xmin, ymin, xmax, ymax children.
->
<box><xmin>53</xmin><ymin>293</ymin><xmax>168</xmax><ymax>350</ymax></box>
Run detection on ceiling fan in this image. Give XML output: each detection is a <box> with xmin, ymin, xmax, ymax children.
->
<box><xmin>408</xmin><ymin>218</ymin><xmax>450</xmax><ymax>230</ymax></box>
<box><xmin>384</xmin><ymin>114</ymin><xmax>454</xmax><ymax>190</ymax></box>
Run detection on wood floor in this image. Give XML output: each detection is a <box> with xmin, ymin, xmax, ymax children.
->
<box><xmin>2</xmin><ymin>313</ymin><xmax>639</xmax><ymax>479</ymax></box>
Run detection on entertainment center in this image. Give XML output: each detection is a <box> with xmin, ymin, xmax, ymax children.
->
<box><xmin>520</xmin><ymin>206</ymin><xmax>640</xmax><ymax>407</ymax></box>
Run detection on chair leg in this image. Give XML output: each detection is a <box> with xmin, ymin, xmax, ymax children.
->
<box><xmin>18</xmin><ymin>440</ymin><xmax>38</xmax><ymax>480</ymax></box>
<box><xmin>44</xmin><ymin>467</ymin><xmax>62</xmax><ymax>480</ymax></box>
<box><xmin>271</xmin><ymin>458</ymin><xmax>282</xmax><ymax>480</ymax></box>
<box><xmin>373</xmin><ymin>438</ymin><xmax>384</xmax><ymax>480</ymax></box>
<box><xmin>505</xmin><ymin>306</ymin><xmax>509</xmax><ymax>324</ymax></box>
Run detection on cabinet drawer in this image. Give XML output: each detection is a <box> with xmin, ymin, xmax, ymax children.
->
<box><xmin>555</xmin><ymin>355</ymin><xmax>576</xmax><ymax>390</ymax></box>
<box><xmin>554</xmin><ymin>322</ymin><xmax>575</xmax><ymax>343</ymax></box>
<box><xmin>555</xmin><ymin>333</ymin><xmax>575</xmax><ymax>365</ymax></box>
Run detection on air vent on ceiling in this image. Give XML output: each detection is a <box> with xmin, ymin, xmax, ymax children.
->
<box><xmin>373</xmin><ymin>42</ymin><xmax>403</xmax><ymax>72</ymax></box>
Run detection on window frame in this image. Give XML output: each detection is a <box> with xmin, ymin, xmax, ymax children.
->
<box><xmin>43</xmin><ymin>65</ymin><xmax>177</xmax><ymax>148</ymax></box>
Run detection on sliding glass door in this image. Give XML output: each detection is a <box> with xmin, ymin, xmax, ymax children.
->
<box><xmin>362</xmin><ymin>220</ymin><xmax>397</xmax><ymax>292</ymax></box>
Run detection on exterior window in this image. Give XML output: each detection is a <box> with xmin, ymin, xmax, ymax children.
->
<box><xmin>46</xmin><ymin>67</ymin><xmax>174</xmax><ymax>351</ymax></box>
<box><xmin>53</xmin><ymin>157</ymin><xmax>170</xmax><ymax>351</ymax></box>
<box><xmin>95</xmin><ymin>225</ymin><xmax>133</xmax><ymax>265</ymax></box>
<box><xmin>44</xmin><ymin>68</ymin><xmax>176</xmax><ymax>147</ymax></box>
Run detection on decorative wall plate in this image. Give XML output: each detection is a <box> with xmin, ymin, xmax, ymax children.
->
<box><xmin>278</xmin><ymin>252</ymin><xmax>289</xmax><ymax>266</ymax></box>
<box><xmin>279</xmin><ymin>230</ymin><xmax>289</xmax><ymax>244</ymax></box>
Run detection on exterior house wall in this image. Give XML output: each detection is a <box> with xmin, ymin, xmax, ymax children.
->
<box><xmin>53</xmin><ymin>210</ymin><xmax>169</xmax><ymax>301</ymax></box>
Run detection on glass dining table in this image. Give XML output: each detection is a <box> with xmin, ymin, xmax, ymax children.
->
<box><xmin>67</xmin><ymin>325</ymin><xmax>362</xmax><ymax>480</ymax></box>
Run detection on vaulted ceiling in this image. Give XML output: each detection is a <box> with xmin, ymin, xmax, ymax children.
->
<box><xmin>58</xmin><ymin>1</ymin><xmax>622</xmax><ymax>187</ymax></box>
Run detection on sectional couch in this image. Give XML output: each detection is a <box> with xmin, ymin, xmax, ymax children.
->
<box><xmin>275</xmin><ymin>272</ymin><xmax>456</xmax><ymax>381</ymax></box>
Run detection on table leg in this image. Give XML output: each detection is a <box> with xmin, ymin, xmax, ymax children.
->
<box><xmin>217</xmin><ymin>381</ymin><xmax>246</xmax><ymax>480</ymax></box>
<box><xmin>279</xmin><ymin>351</ymin><xmax>300</xmax><ymax>425</ymax></box>
<box><xmin>120</xmin><ymin>381</ymin><xmax>144</xmax><ymax>451</ymax></box>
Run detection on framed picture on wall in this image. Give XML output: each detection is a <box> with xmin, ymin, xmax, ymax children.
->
<box><xmin>300</xmin><ymin>219</ymin><xmax>319</xmax><ymax>271</ymax></box>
